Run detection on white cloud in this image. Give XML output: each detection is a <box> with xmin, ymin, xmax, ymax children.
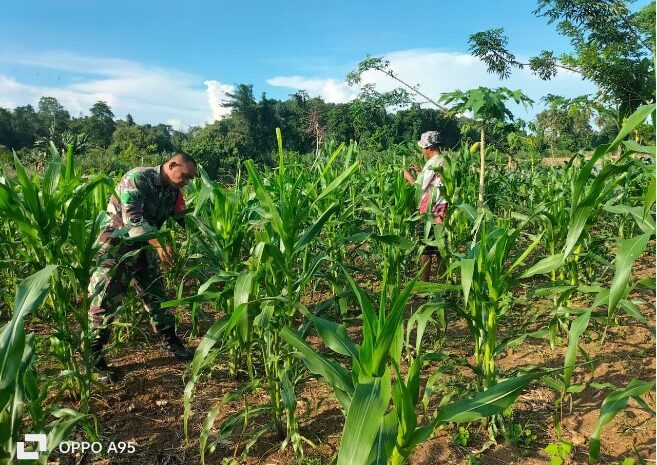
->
<box><xmin>268</xmin><ymin>49</ymin><xmax>597</xmax><ymax>119</ymax></box>
<box><xmin>267</xmin><ymin>75</ymin><xmax>356</xmax><ymax>103</ymax></box>
<box><xmin>203</xmin><ymin>80</ymin><xmax>235</xmax><ymax>122</ymax></box>
<box><xmin>0</xmin><ymin>51</ymin><xmax>229</xmax><ymax>128</ymax></box>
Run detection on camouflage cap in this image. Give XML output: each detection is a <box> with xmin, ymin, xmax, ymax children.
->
<box><xmin>418</xmin><ymin>131</ymin><xmax>441</xmax><ymax>148</ymax></box>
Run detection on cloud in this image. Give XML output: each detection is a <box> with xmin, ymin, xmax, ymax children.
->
<box><xmin>268</xmin><ymin>49</ymin><xmax>597</xmax><ymax>119</ymax></box>
<box><xmin>0</xmin><ymin>51</ymin><xmax>230</xmax><ymax>128</ymax></box>
<box><xmin>203</xmin><ymin>80</ymin><xmax>235</xmax><ymax>122</ymax></box>
<box><xmin>266</xmin><ymin>76</ymin><xmax>357</xmax><ymax>103</ymax></box>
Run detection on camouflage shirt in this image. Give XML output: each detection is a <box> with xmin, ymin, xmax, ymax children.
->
<box><xmin>97</xmin><ymin>165</ymin><xmax>186</xmax><ymax>245</ymax></box>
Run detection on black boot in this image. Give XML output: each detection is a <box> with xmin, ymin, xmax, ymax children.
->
<box><xmin>90</xmin><ymin>336</ymin><xmax>119</xmax><ymax>383</ymax></box>
<box><xmin>159</xmin><ymin>328</ymin><xmax>194</xmax><ymax>361</ymax></box>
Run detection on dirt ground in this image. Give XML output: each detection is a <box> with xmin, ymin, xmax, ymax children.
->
<box><xmin>49</xmin><ymin>252</ymin><xmax>656</xmax><ymax>465</ymax></box>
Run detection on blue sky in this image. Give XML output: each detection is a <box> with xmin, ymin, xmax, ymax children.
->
<box><xmin>0</xmin><ymin>0</ymin><xmax>650</xmax><ymax>128</ymax></box>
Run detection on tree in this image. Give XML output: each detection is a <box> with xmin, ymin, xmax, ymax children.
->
<box><xmin>439</xmin><ymin>87</ymin><xmax>533</xmax><ymax>209</ymax></box>
<box><xmin>468</xmin><ymin>1</ymin><xmax>656</xmax><ymax>122</ymax></box>
<box><xmin>183</xmin><ymin>118</ymin><xmax>249</xmax><ymax>178</ymax></box>
<box><xmin>85</xmin><ymin>101</ymin><xmax>116</xmax><ymax>147</ymax></box>
<box><xmin>37</xmin><ymin>96</ymin><xmax>70</xmax><ymax>140</ymax></box>
<box><xmin>222</xmin><ymin>84</ymin><xmax>258</xmax><ymax>156</ymax></box>
<box><xmin>10</xmin><ymin>105</ymin><xmax>40</xmax><ymax>149</ymax></box>
<box><xmin>533</xmin><ymin>95</ymin><xmax>595</xmax><ymax>153</ymax></box>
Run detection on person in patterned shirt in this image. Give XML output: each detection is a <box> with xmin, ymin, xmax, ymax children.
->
<box><xmin>88</xmin><ymin>152</ymin><xmax>198</xmax><ymax>378</ymax></box>
<box><xmin>404</xmin><ymin>131</ymin><xmax>447</xmax><ymax>282</ymax></box>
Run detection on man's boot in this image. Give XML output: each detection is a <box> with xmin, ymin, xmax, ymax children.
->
<box><xmin>159</xmin><ymin>328</ymin><xmax>194</xmax><ymax>361</ymax></box>
<box><xmin>90</xmin><ymin>333</ymin><xmax>119</xmax><ymax>383</ymax></box>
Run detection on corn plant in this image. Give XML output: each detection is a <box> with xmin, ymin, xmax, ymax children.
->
<box><xmin>282</xmin><ymin>269</ymin><xmax>546</xmax><ymax>465</ymax></box>
<box><xmin>0</xmin><ymin>143</ymin><xmax>113</xmax><ymax>408</ymax></box>
<box><xmin>0</xmin><ymin>266</ymin><xmax>88</xmax><ymax>465</ymax></box>
<box><xmin>457</xmin><ymin>215</ymin><xmax>544</xmax><ymax>391</ymax></box>
<box><xmin>177</xmin><ymin>130</ymin><xmax>359</xmax><ymax>460</ymax></box>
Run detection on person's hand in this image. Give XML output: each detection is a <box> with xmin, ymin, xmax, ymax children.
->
<box><xmin>410</xmin><ymin>164</ymin><xmax>421</xmax><ymax>173</ymax></box>
<box><xmin>157</xmin><ymin>244</ymin><xmax>175</xmax><ymax>267</ymax></box>
<box><xmin>149</xmin><ymin>239</ymin><xmax>175</xmax><ymax>267</ymax></box>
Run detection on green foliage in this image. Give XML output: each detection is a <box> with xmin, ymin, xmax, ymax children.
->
<box><xmin>452</xmin><ymin>426</ymin><xmax>470</xmax><ymax>446</ymax></box>
<box><xmin>469</xmin><ymin>1</ymin><xmax>655</xmax><ymax>119</ymax></box>
<box><xmin>545</xmin><ymin>440</ymin><xmax>573</xmax><ymax>465</ymax></box>
<box><xmin>504</xmin><ymin>423</ymin><xmax>537</xmax><ymax>452</ymax></box>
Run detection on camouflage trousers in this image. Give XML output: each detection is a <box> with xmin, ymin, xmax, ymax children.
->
<box><xmin>88</xmin><ymin>243</ymin><xmax>174</xmax><ymax>343</ymax></box>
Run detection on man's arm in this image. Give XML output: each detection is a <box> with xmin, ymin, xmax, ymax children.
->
<box><xmin>404</xmin><ymin>164</ymin><xmax>421</xmax><ymax>186</ymax></box>
<box><xmin>403</xmin><ymin>169</ymin><xmax>416</xmax><ymax>185</ymax></box>
<box><xmin>119</xmin><ymin>173</ymin><xmax>157</xmax><ymax>238</ymax></box>
<box><xmin>119</xmin><ymin>173</ymin><xmax>173</xmax><ymax>265</ymax></box>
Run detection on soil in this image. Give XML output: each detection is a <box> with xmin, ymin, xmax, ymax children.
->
<box><xmin>47</xmin><ymin>251</ymin><xmax>656</xmax><ymax>465</ymax></box>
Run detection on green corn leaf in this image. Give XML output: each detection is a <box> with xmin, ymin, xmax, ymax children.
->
<box><xmin>608</xmin><ymin>235</ymin><xmax>650</xmax><ymax>317</ymax></box>
<box><xmin>371</xmin><ymin>234</ymin><xmax>414</xmax><ymax>250</ymax></box>
<box><xmin>622</xmin><ymin>140</ymin><xmax>656</xmax><ymax>157</ymax></box>
<box><xmin>295</xmin><ymin>203</ymin><xmax>339</xmax><ymax>250</ymax></box>
<box><xmin>509</xmin><ymin>231</ymin><xmax>544</xmax><ymax>273</ymax></box>
<box><xmin>281</xmin><ymin>368</ymin><xmax>297</xmax><ymax>413</ymax></box>
<box><xmin>184</xmin><ymin>309</ymin><xmax>243</xmax><ymax>437</ymax></box>
<box><xmin>12</xmin><ymin>151</ymin><xmax>43</xmax><ymax>224</ymax></box>
<box><xmin>608</xmin><ymin>104</ymin><xmax>656</xmax><ymax>151</ymax></box>
<box><xmin>563</xmin><ymin>311</ymin><xmax>591</xmax><ymax>392</ymax></box>
<box><xmin>199</xmin><ymin>381</ymin><xmax>258</xmax><ymax>465</ymax></box>
<box><xmin>280</xmin><ymin>326</ymin><xmax>354</xmax><ymax>397</ymax></box>
<box><xmin>234</xmin><ymin>272</ymin><xmax>255</xmax><ymax>343</ymax></box>
<box><xmin>64</xmin><ymin>144</ymin><xmax>75</xmax><ymax>181</ymax></box>
<box><xmin>344</xmin><ymin>271</ymin><xmax>376</xmax><ymax>373</ymax></box>
<box><xmin>371</xmin><ymin>278</ymin><xmax>416</xmax><ymax>376</ymax></box>
<box><xmin>45</xmin><ymin>409</ymin><xmax>88</xmax><ymax>460</ymax></box>
<box><xmin>245</xmin><ymin>160</ymin><xmax>286</xmax><ymax>243</ymax></box>
<box><xmin>619</xmin><ymin>299</ymin><xmax>652</xmax><ymax>328</ymax></box>
<box><xmin>314</xmin><ymin>160</ymin><xmax>359</xmax><ymax>204</ymax></box>
<box><xmin>589</xmin><ymin>379</ymin><xmax>655</xmax><ymax>464</ymax></box>
<box><xmin>337</xmin><ymin>373</ymin><xmax>391</xmax><ymax>465</ymax></box>
<box><xmin>564</xmin><ymin>206</ymin><xmax>594</xmax><ymax>260</ymax></box>
<box><xmin>604</xmin><ymin>205</ymin><xmax>655</xmax><ymax>235</ymax></box>
<box><xmin>437</xmin><ymin>371</ymin><xmax>544</xmax><ymax>423</ymax></box>
<box><xmin>0</xmin><ymin>266</ymin><xmax>56</xmax><ymax>390</ymax></box>
<box><xmin>456</xmin><ymin>203</ymin><xmax>477</xmax><ymax>222</ymax></box>
<box><xmin>161</xmin><ymin>291</ymin><xmax>224</xmax><ymax>308</ymax></box>
<box><xmin>520</xmin><ymin>253</ymin><xmax>564</xmax><ymax>279</ymax></box>
<box><xmin>460</xmin><ymin>258</ymin><xmax>475</xmax><ymax>308</ymax></box>
<box><xmin>368</xmin><ymin>411</ymin><xmax>398</xmax><ymax>465</ymax></box>
<box><xmin>311</xmin><ymin>316</ymin><xmax>359</xmax><ymax>360</ymax></box>
<box><xmin>406</xmin><ymin>303</ymin><xmax>443</xmax><ymax>355</ymax></box>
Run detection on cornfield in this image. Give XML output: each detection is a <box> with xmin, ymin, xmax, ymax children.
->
<box><xmin>0</xmin><ymin>105</ymin><xmax>655</xmax><ymax>465</ymax></box>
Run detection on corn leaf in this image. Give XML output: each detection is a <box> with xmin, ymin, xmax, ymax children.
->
<box><xmin>563</xmin><ymin>311</ymin><xmax>591</xmax><ymax>392</ymax></box>
<box><xmin>520</xmin><ymin>253</ymin><xmax>564</xmax><ymax>279</ymax></box>
<box><xmin>0</xmin><ymin>266</ymin><xmax>56</xmax><ymax>389</ymax></box>
<box><xmin>608</xmin><ymin>234</ymin><xmax>650</xmax><ymax>317</ymax></box>
<box><xmin>311</xmin><ymin>316</ymin><xmax>359</xmax><ymax>360</ymax></box>
<box><xmin>337</xmin><ymin>373</ymin><xmax>391</xmax><ymax>465</ymax></box>
<box><xmin>437</xmin><ymin>371</ymin><xmax>544</xmax><ymax>423</ymax></box>
<box><xmin>280</xmin><ymin>326</ymin><xmax>354</xmax><ymax>396</ymax></box>
<box><xmin>589</xmin><ymin>379</ymin><xmax>655</xmax><ymax>464</ymax></box>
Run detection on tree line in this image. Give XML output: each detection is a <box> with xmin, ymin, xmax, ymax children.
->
<box><xmin>0</xmin><ymin>85</ymin><xmax>643</xmax><ymax>179</ymax></box>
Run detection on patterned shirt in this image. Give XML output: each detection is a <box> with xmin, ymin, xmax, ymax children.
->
<box><xmin>97</xmin><ymin>165</ymin><xmax>186</xmax><ymax>245</ymax></box>
<box><xmin>417</xmin><ymin>155</ymin><xmax>446</xmax><ymax>215</ymax></box>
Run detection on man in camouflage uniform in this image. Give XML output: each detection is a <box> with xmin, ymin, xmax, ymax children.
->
<box><xmin>88</xmin><ymin>153</ymin><xmax>198</xmax><ymax>373</ymax></box>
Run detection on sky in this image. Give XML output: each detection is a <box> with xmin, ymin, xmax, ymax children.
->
<box><xmin>0</xmin><ymin>0</ymin><xmax>649</xmax><ymax>129</ymax></box>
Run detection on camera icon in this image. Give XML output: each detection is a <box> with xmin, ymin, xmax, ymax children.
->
<box><xmin>17</xmin><ymin>434</ymin><xmax>47</xmax><ymax>460</ymax></box>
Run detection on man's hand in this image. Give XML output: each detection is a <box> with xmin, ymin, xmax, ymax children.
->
<box><xmin>149</xmin><ymin>239</ymin><xmax>175</xmax><ymax>267</ymax></box>
<box><xmin>410</xmin><ymin>163</ymin><xmax>421</xmax><ymax>173</ymax></box>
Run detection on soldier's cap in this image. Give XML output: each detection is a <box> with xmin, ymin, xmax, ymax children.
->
<box><xmin>418</xmin><ymin>131</ymin><xmax>441</xmax><ymax>149</ymax></box>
